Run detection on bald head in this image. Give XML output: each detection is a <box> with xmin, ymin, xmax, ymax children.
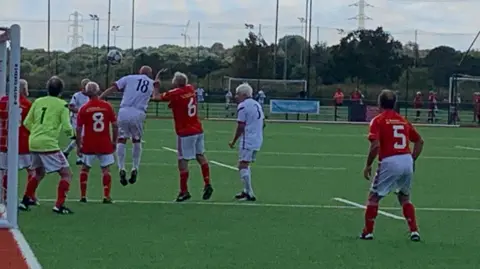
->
<box><xmin>19</xmin><ymin>79</ymin><xmax>29</xmax><ymax>97</ymax></box>
<box><xmin>84</xmin><ymin>82</ymin><xmax>100</xmax><ymax>97</ymax></box>
<box><xmin>378</xmin><ymin>89</ymin><xmax>396</xmax><ymax>110</ymax></box>
<box><xmin>172</xmin><ymin>72</ymin><xmax>188</xmax><ymax>88</ymax></box>
<box><xmin>139</xmin><ymin>66</ymin><xmax>153</xmax><ymax>77</ymax></box>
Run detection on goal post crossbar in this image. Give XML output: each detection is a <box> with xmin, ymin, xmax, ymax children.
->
<box><xmin>225</xmin><ymin>76</ymin><xmax>307</xmax><ymax>84</ymax></box>
<box><xmin>0</xmin><ymin>24</ymin><xmax>21</xmax><ymax>229</ymax></box>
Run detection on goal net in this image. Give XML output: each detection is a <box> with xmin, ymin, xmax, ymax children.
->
<box><xmin>449</xmin><ymin>74</ymin><xmax>480</xmax><ymax>124</ymax></box>
<box><xmin>0</xmin><ymin>25</ymin><xmax>21</xmax><ymax>229</ymax></box>
<box><xmin>225</xmin><ymin>77</ymin><xmax>307</xmax><ymax>98</ymax></box>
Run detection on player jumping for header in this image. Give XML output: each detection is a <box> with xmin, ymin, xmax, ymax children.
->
<box><xmin>20</xmin><ymin>76</ymin><xmax>75</xmax><ymax>214</ymax></box>
<box><xmin>153</xmin><ymin>72</ymin><xmax>213</xmax><ymax>202</ymax></box>
<box><xmin>100</xmin><ymin>66</ymin><xmax>160</xmax><ymax>186</ymax></box>
<box><xmin>229</xmin><ymin>83</ymin><xmax>265</xmax><ymax>201</ymax></box>
<box><xmin>361</xmin><ymin>89</ymin><xmax>424</xmax><ymax>241</ymax></box>
<box><xmin>76</xmin><ymin>82</ymin><xmax>118</xmax><ymax>204</ymax></box>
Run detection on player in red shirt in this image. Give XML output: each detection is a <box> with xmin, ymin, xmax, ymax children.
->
<box><xmin>361</xmin><ymin>89</ymin><xmax>424</xmax><ymax>241</ymax></box>
<box><xmin>76</xmin><ymin>82</ymin><xmax>118</xmax><ymax>203</ymax></box>
<box><xmin>413</xmin><ymin>92</ymin><xmax>422</xmax><ymax>121</ymax></box>
<box><xmin>152</xmin><ymin>72</ymin><xmax>213</xmax><ymax>202</ymax></box>
<box><xmin>0</xmin><ymin>79</ymin><xmax>37</xmax><ymax>204</ymax></box>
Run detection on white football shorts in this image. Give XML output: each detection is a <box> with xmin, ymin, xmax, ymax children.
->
<box><xmin>82</xmin><ymin>154</ymin><xmax>115</xmax><ymax>168</ymax></box>
<box><xmin>370</xmin><ymin>154</ymin><xmax>414</xmax><ymax>197</ymax></box>
<box><xmin>0</xmin><ymin>152</ymin><xmax>32</xmax><ymax>170</ymax></box>
<box><xmin>118</xmin><ymin>108</ymin><xmax>146</xmax><ymax>140</ymax></box>
<box><xmin>177</xmin><ymin>133</ymin><xmax>205</xmax><ymax>160</ymax></box>
<box><xmin>31</xmin><ymin>151</ymin><xmax>69</xmax><ymax>173</ymax></box>
<box><xmin>238</xmin><ymin>148</ymin><xmax>258</xmax><ymax>163</ymax></box>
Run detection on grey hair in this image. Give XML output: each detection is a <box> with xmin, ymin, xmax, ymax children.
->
<box><xmin>235</xmin><ymin>83</ymin><xmax>253</xmax><ymax>97</ymax></box>
<box><xmin>19</xmin><ymin>79</ymin><xmax>28</xmax><ymax>91</ymax></box>
<box><xmin>172</xmin><ymin>72</ymin><xmax>188</xmax><ymax>85</ymax></box>
<box><xmin>81</xmin><ymin>78</ymin><xmax>91</xmax><ymax>88</ymax></box>
<box><xmin>85</xmin><ymin>81</ymin><xmax>100</xmax><ymax>95</ymax></box>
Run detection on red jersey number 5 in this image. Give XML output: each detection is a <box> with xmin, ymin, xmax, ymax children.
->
<box><xmin>93</xmin><ymin>112</ymin><xmax>105</xmax><ymax>132</ymax></box>
<box><xmin>187</xmin><ymin>97</ymin><xmax>196</xmax><ymax>117</ymax></box>
<box><xmin>393</xmin><ymin>125</ymin><xmax>407</xmax><ymax>149</ymax></box>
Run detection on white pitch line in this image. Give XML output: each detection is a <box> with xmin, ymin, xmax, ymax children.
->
<box><xmin>333</xmin><ymin>197</ymin><xmax>404</xmax><ymax>220</ymax></box>
<box><xmin>148</xmin><ymin>148</ymin><xmax>480</xmax><ymax>161</ymax></box>
<box><xmin>300</xmin><ymin>126</ymin><xmax>322</xmax><ymax>131</ymax></box>
<box><xmin>455</xmin><ymin>145</ymin><xmax>480</xmax><ymax>151</ymax></box>
<box><xmin>161</xmin><ymin>147</ymin><xmax>346</xmax><ymax>171</ymax></box>
<box><xmin>10</xmin><ymin>229</ymin><xmax>43</xmax><ymax>269</ymax></box>
<box><xmin>40</xmin><ymin>198</ymin><xmax>356</xmax><ymax>210</ymax></box>
<box><xmin>37</xmin><ymin>198</ymin><xmax>480</xmax><ymax>213</ymax></box>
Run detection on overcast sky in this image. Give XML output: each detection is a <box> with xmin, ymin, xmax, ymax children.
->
<box><xmin>1</xmin><ymin>0</ymin><xmax>479</xmax><ymax>51</ymax></box>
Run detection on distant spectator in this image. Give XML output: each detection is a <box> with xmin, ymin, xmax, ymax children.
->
<box><xmin>351</xmin><ymin>88</ymin><xmax>364</xmax><ymax>105</ymax></box>
<box><xmin>333</xmin><ymin>88</ymin><xmax>344</xmax><ymax>106</ymax></box>
<box><xmin>427</xmin><ymin>91</ymin><xmax>437</xmax><ymax>123</ymax></box>
<box><xmin>413</xmin><ymin>91</ymin><xmax>423</xmax><ymax>122</ymax></box>
<box><xmin>474</xmin><ymin>92</ymin><xmax>480</xmax><ymax>123</ymax></box>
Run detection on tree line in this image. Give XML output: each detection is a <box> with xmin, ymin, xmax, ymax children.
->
<box><xmin>18</xmin><ymin>27</ymin><xmax>480</xmax><ymax>100</ymax></box>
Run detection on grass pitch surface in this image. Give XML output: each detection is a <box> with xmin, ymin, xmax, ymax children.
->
<box><xmin>16</xmin><ymin>119</ymin><xmax>480</xmax><ymax>269</ymax></box>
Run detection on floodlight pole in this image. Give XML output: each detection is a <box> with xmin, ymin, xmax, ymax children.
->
<box><xmin>105</xmin><ymin>0</ymin><xmax>112</xmax><ymax>89</ymax></box>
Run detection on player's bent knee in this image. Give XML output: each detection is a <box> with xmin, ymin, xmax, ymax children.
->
<box><xmin>195</xmin><ymin>154</ymin><xmax>207</xmax><ymax>164</ymax></box>
<box><xmin>238</xmin><ymin>161</ymin><xmax>250</xmax><ymax>170</ymax></box>
<box><xmin>367</xmin><ymin>192</ymin><xmax>382</xmax><ymax>204</ymax></box>
<box><xmin>58</xmin><ymin>167</ymin><xmax>72</xmax><ymax>180</ymax></box>
<box><xmin>396</xmin><ymin>192</ymin><xmax>410</xmax><ymax>205</ymax></box>
<box><xmin>117</xmin><ymin>138</ymin><xmax>127</xmax><ymax>144</ymax></box>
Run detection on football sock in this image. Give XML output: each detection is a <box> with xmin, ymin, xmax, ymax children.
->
<box><xmin>102</xmin><ymin>171</ymin><xmax>112</xmax><ymax>198</ymax></box>
<box><xmin>116</xmin><ymin>143</ymin><xmax>126</xmax><ymax>170</ymax></box>
<box><xmin>56</xmin><ymin>179</ymin><xmax>70</xmax><ymax>208</ymax></box>
<box><xmin>363</xmin><ymin>204</ymin><xmax>378</xmax><ymax>234</ymax></box>
<box><xmin>24</xmin><ymin>176</ymin><xmax>39</xmax><ymax>200</ymax></box>
<box><xmin>79</xmin><ymin>168</ymin><xmax>89</xmax><ymax>198</ymax></box>
<box><xmin>26</xmin><ymin>170</ymin><xmax>36</xmax><ymax>199</ymax></box>
<box><xmin>64</xmin><ymin>140</ymin><xmax>76</xmax><ymax>154</ymax></box>
<box><xmin>2</xmin><ymin>174</ymin><xmax>6</xmax><ymax>201</ymax></box>
<box><xmin>200</xmin><ymin>163</ymin><xmax>210</xmax><ymax>186</ymax></box>
<box><xmin>179</xmin><ymin>170</ymin><xmax>189</xmax><ymax>193</ymax></box>
<box><xmin>240</xmin><ymin>167</ymin><xmax>254</xmax><ymax>196</ymax></box>
<box><xmin>402</xmin><ymin>202</ymin><xmax>418</xmax><ymax>232</ymax></box>
<box><xmin>132</xmin><ymin>142</ymin><xmax>142</xmax><ymax>170</ymax></box>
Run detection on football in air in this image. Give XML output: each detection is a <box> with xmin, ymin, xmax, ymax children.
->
<box><xmin>107</xmin><ymin>49</ymin><xmax>122</xmax><ymax>65</ymax></box>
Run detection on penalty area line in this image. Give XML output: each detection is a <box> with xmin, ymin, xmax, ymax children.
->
<box><xmin>455</xmin><ymin>145</ymin><xmax>480</xmax><ymax>151</ymax></box>
<box><xmin>38</xmin><ymin>198</ymin><xmax>480</xmax><ymax>213</ymax></box>
<box><xmin>162</xmin><ymin>146</ymin><xmax>239</xmax><ymax>171</ymax></box>
<box><xmin>333</xmin><ymin>197</ymin><xmax>404</xmax><ymax>220</ymax></box>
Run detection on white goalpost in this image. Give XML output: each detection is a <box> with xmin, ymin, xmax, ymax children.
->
<box><xmin>448</xmin><ymin>74</ymin><xmax>480</xmax><ymax>124</ymax></box>
<box><xmin>0</xmin><ymin>24</ymin><xmax>21</xmax><ymax>229</ymax></box>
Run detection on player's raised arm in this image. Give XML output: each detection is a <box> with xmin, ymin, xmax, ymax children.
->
<box><xmin>229</xmin><ymin>83</ymin><xmax>251</xmax><ymax>148</ymax></box>
<box><xmin>152</xmin><ymin>72</ymin><xmax>183</xmax><ymax>101</ymax></box>
<box><xmin>100</xmin><ymin>76</ymin><xmax>127</xmax><ymax>99</ymax></box>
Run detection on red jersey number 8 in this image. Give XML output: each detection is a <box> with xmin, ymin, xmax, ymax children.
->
<box><xmin>92</xmin><ymin>112</ymin><xmax>105</xmax><ymax>132</ymax></box>
<box><xmin>393</xmin><ymin>125</ymin><xmax>407</xmax><ymax>149</ymax></box>
<box><xmin>187</xmin><ymin>97</ymin><xmax>196</xmax><ymax>117</ymax></box>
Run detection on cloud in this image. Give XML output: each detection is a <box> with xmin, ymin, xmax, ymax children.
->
<box><xmin>0</xmin><ymin>0</ymin><xmax>479</xmax><ymax>51</ymax></box>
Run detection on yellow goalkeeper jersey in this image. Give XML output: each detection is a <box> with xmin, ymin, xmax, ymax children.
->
<box><xmin>23</xmin><ymin>96</ymin><xmax>73</xmax><ymax>152</ymax></box>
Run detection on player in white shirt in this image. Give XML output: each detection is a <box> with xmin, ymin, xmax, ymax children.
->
<box><xmin>196</xmin><ymin>87</ymin><xmax>205</xmax><ymax>108</ymax></box>
<box><xmin>256</xmin><ymin>89</ymin><xmax>266</xmax><ymax>106</ymax></box>
<box><xmin>63</xmin><ymin>78</ymin><xmax>91</xmax><ymax>165</ymax></box>
<box><xmin>100</xmin><ymin>65</ymin><xmax>160</xmax><ymax>186</ymax></box>
<box><xmin>228</xmin><ymin>83</ymin><xmax>264</xmax><ymax>201</ymax></box>
<box><xmin>225</xmin><ymin>89</ymin><xmax>235</xmax><ymax>117</ymax></box>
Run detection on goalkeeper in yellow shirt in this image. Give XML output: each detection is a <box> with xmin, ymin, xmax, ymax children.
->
<box><xmin>20</xmin><ymin>76</ymin><xmax>74</xmax><ymax>214</ymax></box>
